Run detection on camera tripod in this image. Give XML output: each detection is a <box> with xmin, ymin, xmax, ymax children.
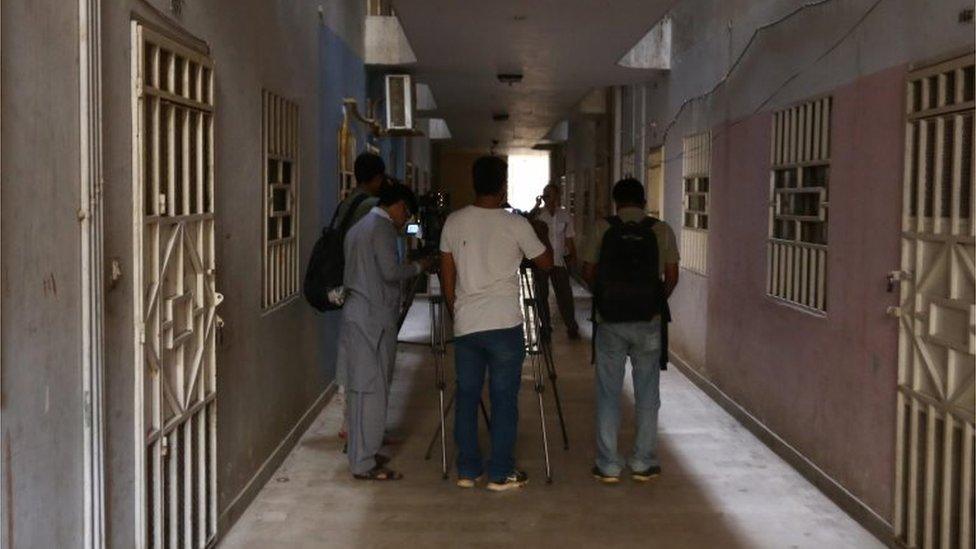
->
<box><xmin>421</xmin><ymin>265</ymin><xmax>570</xmax><ymax>483</ymax></box>
<box><xmin>518</xmin><ymin>265</ymin><xmax>570</xmax><ymax>483</ymax></box>
<box><xmin>421</xmin><ymin>293</ymin><xmax>491</xmax><ymax>479</ymax></box>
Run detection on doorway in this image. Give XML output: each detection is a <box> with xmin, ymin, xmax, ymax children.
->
<box><xmin>131</xmin><ymin>23</ymin><xmax>221</xmax><ymax>548</ymax></box>
<box><xmin>893</xmin><ymin>53</ymin><xmax>975</xmax><ymax>549</ymax></box>
<box><xmin>645</xmin><ymin>146</ymin><xmax>664</xmax><ymax>218</ymax></box>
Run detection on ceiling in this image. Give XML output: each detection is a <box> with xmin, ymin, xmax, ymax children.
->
<box><xmin>393</xmin><ymin>0</ymin><xmax>677</xmax><ymax>152</ymax></box>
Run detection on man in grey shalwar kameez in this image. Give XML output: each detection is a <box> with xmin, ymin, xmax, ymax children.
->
<box><xmin>337</xmin><ymin>183</ymin><xmax>429</xmax><ymax>480</ymax></box>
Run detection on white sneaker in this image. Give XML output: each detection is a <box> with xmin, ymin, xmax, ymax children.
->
<box><xmin>486</xmin><ymin>470</ymin><xmax>529</xmax><ymax>492</ymax></box>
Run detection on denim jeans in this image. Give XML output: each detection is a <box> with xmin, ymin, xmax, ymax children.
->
<box><xmin>594</xmin><ymin>318</ymin><xmax>662</xmax><ymax>476</ymax></box>
<box><xmin>453</xmin><ymin>325</ymin><xmax>525</xmax><ymax>481</ymax></box>
<box><xmin>535</xmin><ymin>266</ymin><xmax>579</xmax><ymax>333</ymax></box>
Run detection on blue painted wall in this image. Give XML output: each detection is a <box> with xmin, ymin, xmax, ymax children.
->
<box><xmin>317</xmin><ymin>22</ymin><xmax>366</xmax><ymax>380</ymax></box>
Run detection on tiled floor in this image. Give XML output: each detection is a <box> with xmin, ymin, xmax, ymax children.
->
<box><xmin>220</xmin><ymin>293</ymin><xmax>883</xmax><ymax>548</ymax></box>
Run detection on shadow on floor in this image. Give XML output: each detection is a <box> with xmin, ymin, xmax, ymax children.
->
<box><xmin>219</xmin><ymin>292</ymin><xmax>881</xmax><ymax>548</ymax></box>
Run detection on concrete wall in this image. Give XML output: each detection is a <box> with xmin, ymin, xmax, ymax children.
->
<box><xmin>565</xmin><ymin>0</ymin><xmax>974</xmax><ymax>526</ymax></box>
<box><xmin>705</xmin><ymin>64</ymin><xmax>906</xmax><ymax>517</ymax></box>
<box><xmin>2</xmin><ymin>1</ymin><xmax>429</xmax><ymax>542</ymax></box>
<box><xmin>95</xmin><ymin>0</ymin><xmax>367</xmax><ymax>545</ymax></box>
<box><xmin>0</xmin><ymin>1</ymin><xmax>86</xmax><ymax>546</ymax></box>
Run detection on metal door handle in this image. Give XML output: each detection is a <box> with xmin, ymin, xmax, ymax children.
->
<box><xmin>886</xmin><ymin>270</ymin><xmax>911</xmax><ymax>293</ymax></box>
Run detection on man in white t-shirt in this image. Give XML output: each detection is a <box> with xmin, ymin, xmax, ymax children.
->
<box><xmin>529</xmin><ymin>183</ymin><xmax>581</xmax><ymax>339</ymax></box>
<box><xmin>439</xmin><ymin>155</ymin><xmax>553</xmax><ymax>491</ymax></box>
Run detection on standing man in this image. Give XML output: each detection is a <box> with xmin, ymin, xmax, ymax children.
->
<box><xmin>439</xmin><ymin>156</ymin><xmax>553</xmax><ymax>491</ymax></box>
<box><xmin>337</xmin><ymin>183</ymin><xmax>431</xmax><ymax>480</ymax></box>
<box><xmin>337</xmin><ymin>152</ymin><xmax>386</xmax><ymax>226</ymax></box>
<box><xmin>530</xmin><ymin>183</ymin><xmax>581</xmax><ymax>339</ymax></box>
<box><xmin>337</xmin><ymin>152</ymin><xmax>387</xmax><ymax>442</ymax></box>
<box><xmin>581</xmin><ymin>178</ymin><xmax>679</xmax><ymax>484</ymax></box>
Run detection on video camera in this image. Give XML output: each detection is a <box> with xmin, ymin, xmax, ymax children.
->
<box><xmin>407</xmin><ymin>191</ymin><xmax>450</xmax><ymax>254</ymax></box>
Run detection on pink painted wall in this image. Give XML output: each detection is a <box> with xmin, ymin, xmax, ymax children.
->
<box><xmin>702</xmin><ymin>65</ymin><xmax>906</xmax><ymax>519</ymax></box>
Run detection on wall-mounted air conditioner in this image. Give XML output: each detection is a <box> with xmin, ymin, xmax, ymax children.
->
<box><xmin>385</xmin><ymin>74</ymin><xmax>414</xmax><ymax>131</ymax></box>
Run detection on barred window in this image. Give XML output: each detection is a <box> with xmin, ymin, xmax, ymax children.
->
<box><xmin>262</xmin><ymin>90</ymin><xmax>300</xmax><ymax>310</ymax></box>
<box><xmin>767</xmin><ymin>96</ymin><xmax>831</xmax><ymax>312</ymax></box>
<box><xmin>683</xmin><ymin>177</ymin><xmax>709</xmax><ymax>230</ymax></box>
<box><xmin>680</xmin><ymin>132</ymin><xmax>710</xmax><ymax>274</ymax></box>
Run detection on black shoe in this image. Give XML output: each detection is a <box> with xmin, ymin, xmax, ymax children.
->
<box><xmin>631</xmin><ymin>465</ymin><xmax>661</xmax><ymax>482</ymax></box>
<box><xmin>486</xmin><ymin>470</ymin><xmax>528</xmax><ymax>491</ymax></box>
<box><xmin>591</xmin><ymin>466</ymin><xmax>620</xmax><ymax>484</ymax></box>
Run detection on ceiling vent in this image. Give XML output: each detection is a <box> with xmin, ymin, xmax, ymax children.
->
<box><xmin>385</xmin><ymin>74</ymin><xmax>414</xmax><ymax>131</ymax></box>
<box><xmin>496</xmin><ymin>73</ymin><xmax>523</xmax><ymax>85</ymax></box>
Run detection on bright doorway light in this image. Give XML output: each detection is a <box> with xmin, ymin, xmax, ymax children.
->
<box><xmin>507</xmin><ymin>152</ymin><xmax>550</xmax><ymax>212</ymax></box>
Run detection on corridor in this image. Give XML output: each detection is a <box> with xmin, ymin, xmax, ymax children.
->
<box><xmin>3</xmin><ymin>0</ymin><xmax>973</xmax><ymax>547</ymax></box>
<box><xmin>220</xmin><ymin>293</ymin><xmax>881</xmax><ymax>548</ymax></box>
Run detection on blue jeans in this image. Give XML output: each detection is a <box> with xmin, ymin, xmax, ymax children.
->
<box><xmin>594</xmin><ymin>318</ymin><xmax>662</xmax><ymax>476</ymax></box>
<box><xmin>453</xmin><ymin>325</ymin><xmax>525</xmax><ymax>481</ymax></box>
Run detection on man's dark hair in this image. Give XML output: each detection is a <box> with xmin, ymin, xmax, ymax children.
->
<box><xmin>354</xmin><ymin>152</ymin><xmax>386</xmax><ymax>184</ymax></box>
<box><xmin>612</xmin><ymin>178</ymin><xmax>646</xmax><ymax>206</ymax></box>
<box><xmin>378</xmin><ymin>182</ymin><xmax>418</xmax><ymax>214</ymax></box>
<box><xmin>472</xmin><ymin>155</ymin><xmax>507</xmax><ymax>196</ymax></box>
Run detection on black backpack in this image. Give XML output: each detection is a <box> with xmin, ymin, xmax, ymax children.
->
<box><xmin>303</xmin><ymin>193</ymin><xmax>370</xmax><ymax>312</ymax></box>
<box><xmin>594</xmin><ymin>216</ymin><xmax>665</xmax><ymax>323</ymax></box>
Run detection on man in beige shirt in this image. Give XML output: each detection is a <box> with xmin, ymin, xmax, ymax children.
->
<box><xmin>530</xmin><ymin>183</ymin><xmax>581</xmax><ymax>339</ymax></box>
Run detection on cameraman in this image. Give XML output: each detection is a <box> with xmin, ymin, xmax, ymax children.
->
<box><xmin>439</xmin><ymin>156</ymin><xmax>553</xmax><ymax>491</ymax></box>
<box><xmin>338</xmin><ymin>182</ymin><xmax>434</xmax><ymax>480</ymax></box>
<box><xmin>336</xmin><ymin>152</ymin><xmax>388</xmax><ymax>443</ymax></box>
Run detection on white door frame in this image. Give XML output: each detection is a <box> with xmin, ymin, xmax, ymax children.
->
<box><xmin>79</xmin><ymin>0</ymin><xmax>106</xmax><ymax>546</ymax></box>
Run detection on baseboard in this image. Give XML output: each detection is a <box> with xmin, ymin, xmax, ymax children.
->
<box><xmin>216</xmin><ymin>382</ymin><xmax>337</xmax><ymax>539</ymax></box>
<box><xmin>668</xmin><ymin>352</ymin><xmax>896</xmax><ymax>548</ymax></box>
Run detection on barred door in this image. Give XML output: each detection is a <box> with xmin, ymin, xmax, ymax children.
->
<box><xmin>131</xmin><ymin>23</ymin><xmax>220</xmax><ymax>549</ymax></box>
<box><xmin>894</xmin><ymin>53</ymin><xmax>975</xmax><ymax>549</ymax></box>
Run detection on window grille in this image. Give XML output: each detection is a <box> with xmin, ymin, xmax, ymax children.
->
<box><xmin>262</xmin><ymin>90</ymin><xmax>300</xmax><ymax>310</ymax></box>
<box><xmin>681</xmin><ymin>132</ymin><xmax>710</xmax><ymax>274</ymax></box>
<box><xmin>894</xmin><ymin>54</ymin><xmax>975</xmax><ymax>549</ymax></box>
<box><xmin>767</xmin><ymin>97</ymin><xmax>831</xmax><ymax>312</ymax></box>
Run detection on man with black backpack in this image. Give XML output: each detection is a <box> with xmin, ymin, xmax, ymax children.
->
<box><xmin>303</xmin><ymin>152</ymin><xmax>387</xmax><ymax>443</ymax></box>
<box><xmin>581</xmin><ymin>178</ymin><xmax>679</xmax><ymax>484</ymax></box>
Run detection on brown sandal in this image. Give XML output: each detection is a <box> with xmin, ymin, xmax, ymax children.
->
<box><xmin>353</xmin><ymin>465</ymin><xmax>403</xmax><ymax>481</ymax></box>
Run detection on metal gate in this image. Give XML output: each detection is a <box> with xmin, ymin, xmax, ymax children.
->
<box><xmin>131</xmin><ymin>23</ymin><xmax>220</xmax><ymax>549</ymax></box>
<box><xmin>894</xmin><ymin>53</ymin><xmax>974</xmax><ymax>549</ymax></box>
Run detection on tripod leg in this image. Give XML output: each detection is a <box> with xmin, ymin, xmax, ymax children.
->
<box><xmin>438</xmin><ymin>388</ymin><xmax>448</xmax><ymax>479</ymax></box>
<box><xmin>536</xmin><ymin>381</ymin><xmax>553</xmax><ymax>484</ymax></box>
<box><xmin>543</xmin><ymin>341</ymin><xmax>569</xmax><ymax>450</ymax></box>
<box><xmin>424</xmin><ymin>388</ymin><xmax>455</xmax><ymax>460</ymax></box>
